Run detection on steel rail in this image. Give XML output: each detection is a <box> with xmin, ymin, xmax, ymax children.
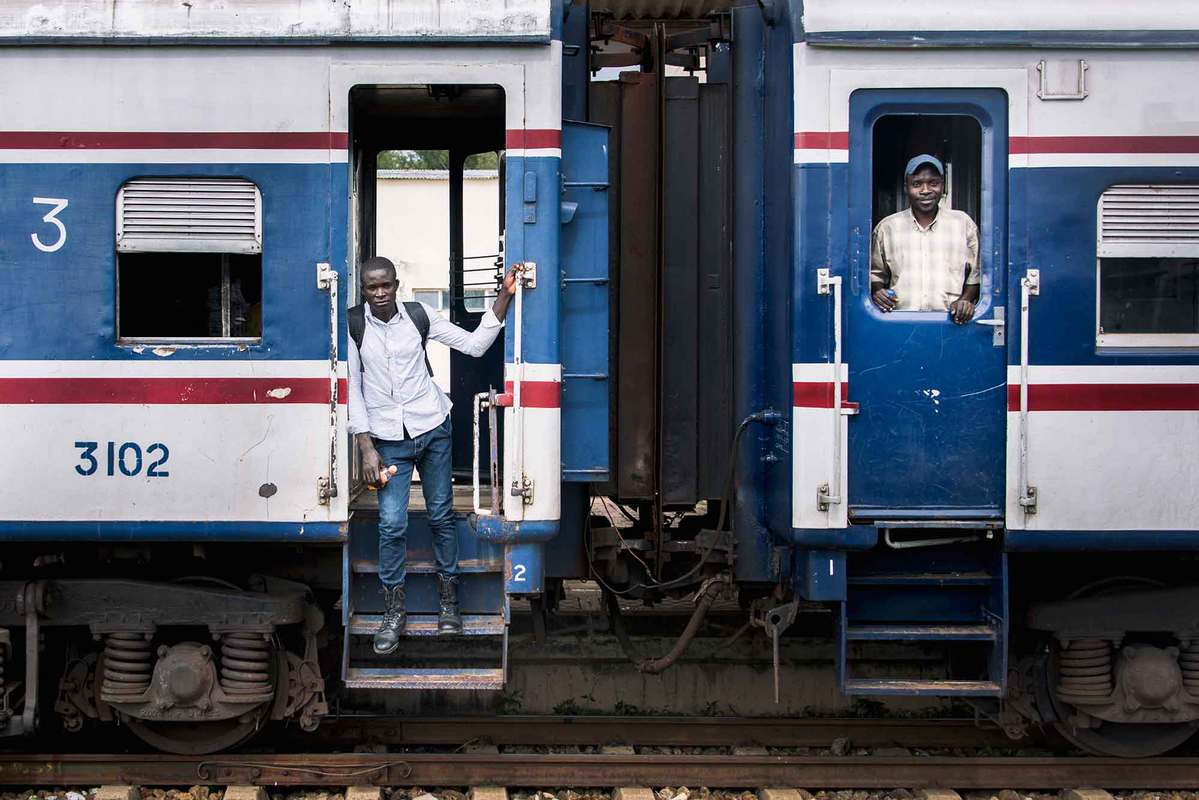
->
<box><xmin>2</xmin><ymin>754</ymin><xmax>1198</xmax><ymax>789</ymax></box>
<box><xmin>313</xmin><ymin>715</ymin><xmax>1008</xmax><ymax>749</ymax></box>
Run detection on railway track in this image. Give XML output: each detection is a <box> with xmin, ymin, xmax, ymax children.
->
<box><xmin>0</xmin><ymin>751</ymin><xmax>1196</xmax><ymax>790</ymax></box>
<box><xmin>310</xmin><ymin>715</ymin><xmax>1011</xmax><ymax>749</ymax></box>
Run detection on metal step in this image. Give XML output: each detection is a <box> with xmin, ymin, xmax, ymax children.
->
<box><xmin>349</xmin><ymin>613</ymin><xmax>507</xmax><ymax>637</ymax></box>
<box><xmin>844</xmin><ymin>678</ymin><xmax>1002</xmax><ymax>697</ymax></box>
<box><xmin>344</xmin><ymin>666</ymin><xmax>505</xmax><ymax>690</ymax></box>
<box><xmin>846</xmin><ymin>623</ymin><xmax>997</xmax><ymax>642</ymax></box>
<box><xmin>351</xmin><ymin>558</ymin><xmax>504</xmax><ymax>575</ymax></box>
<box><xmin>847</xmin><ymin>572</ymin><xmax>994</xmax><ymax>587</ymax></box>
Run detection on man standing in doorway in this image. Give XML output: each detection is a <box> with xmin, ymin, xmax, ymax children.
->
<box><xmin>870</xmin><ymin>154</ymin><xmax>980</xmax><ymax>324</ymax></box>
<box><xmin>348</xmin><ymin>256</ymin><xmax>517</xmax><ymax>654</ymax></box>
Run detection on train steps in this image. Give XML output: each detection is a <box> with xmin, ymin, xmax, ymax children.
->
<box><xmin>838</xmin><ymin>543</ymin><xmax>1007</xmax><ymax>697</ymax></box>
<box><xmin>342</xmin><ymin>500</ymin><xmax>508</xmax><ymax>691</ymax></box>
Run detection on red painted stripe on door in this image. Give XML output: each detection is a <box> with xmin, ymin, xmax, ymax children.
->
<box><xmin>793</xmin><ymin>131</ymin><xmax>849</xmax><ymax>150</ymax></box>
<box><xmin>0</xmin><ymin>131</ymin><xmax>349</xmax><ymax>149</ymax></box>
<box><xmin>793</xmin><ymin>381</ymin><xmax>850</xmax><ymax>408</ymax></box>
<box><xmin>0</xmin><ymin>377</ymin><xmax>347</xmax><ymax>404</ymax></box>
<box><xmin>1006</xmin><ymin>383</ymin><xmax>1199</xmax><ymax>412</ymax></box>
<box><xmin>503</xmin><ymin>380</ymin><xmax>561</xmax><ymax>408</ymax></box>
<box><xmin>1010</xmin><ymin>135</ymin><xmax>1199</xmax><ymax>154</ymax></box>
<box><xmin>505</xmin><ymin>129</ymin><xmax>562</xmax><ymax>150</ymax></box>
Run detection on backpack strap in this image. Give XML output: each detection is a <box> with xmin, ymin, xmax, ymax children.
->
<box><xmin>348</xmin><ymin>302</ymin><xmax>433</xmax><ymax>377</ymax></box>
<box><xmin>348</xmin><ymin>304</ymin><xmax>366</xmax><ymax>371</ymax></box>
<box><xmin>403</xmin><ymin>301</ymin><xmax>434</xmax><ymax>377</ymax></box>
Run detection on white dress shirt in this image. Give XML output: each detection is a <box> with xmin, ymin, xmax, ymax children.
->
<box><xmin>870</xmin><ymin>208</ymin><xmax>980</xmax><ymax>312</ymax></box>
<box><xmin>348</xmin><ymin>303</ymin><xmax>504</xmax><ymax>440</ymax></box>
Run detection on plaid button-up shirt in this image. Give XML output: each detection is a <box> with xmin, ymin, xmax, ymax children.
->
<box><xmin>870</xmin><ymin>207</ymin><xmax>980</xmax><ymax>312</ymax></box>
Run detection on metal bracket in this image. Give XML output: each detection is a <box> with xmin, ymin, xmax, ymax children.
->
<box><xmin>316</xmin><ymin>261</ymin><xmax>336</xmax><ymax>292</ymax></box>
<box><xmin>1025</xmin><ymin>268</ymin><xmax>1040</xmax><ymax>296</ymax></box>
<box><xmin>817</xmin><ymin>482</ymin><xmax>836</xmax><ymax>513</ymax></box>
<box><xmin>1020</xmin><ymin>485</ymin><xmax>1039</xmax><ymax>515</ymax></box>
<box><xmin>1037</xmin><ymin>60</ymin><xmax>1088</xmax><ymax>101</ymax></box>
<box><xmin>816</xmin><ymin>267</ymin><xmax>834</xmax><ymax>295</ymax></box>
<box><xmin>516</xmin><ymin>261</ymin><xmax>537</xmax><ymax>289</ymax></box>
<box><xmin>510</xmin><ymin>475</ymin><xmax>534</xmax><ymax>506</ymax></box>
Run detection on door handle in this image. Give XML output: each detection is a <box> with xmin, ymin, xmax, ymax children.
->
<box><xmin>973</xmin><ymin>307</ymin><xmax>1005</xmax><ymax>346</ymax></box>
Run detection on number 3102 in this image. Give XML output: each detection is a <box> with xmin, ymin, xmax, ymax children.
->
<box><xmin>75</xmin><ymin>441</ymin><xmax>170</xmax><ymax>478</ymax></box>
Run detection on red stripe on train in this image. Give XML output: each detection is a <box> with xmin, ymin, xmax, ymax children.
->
<box><xmin>793</xmin><ymin>381</ymin><xmax>850</xmax><ymax>408</ymax></box>
<box><xmin>1011</xmin><ymin>135</ymin><xmax>1199</xmax><ymax>154</ymax></box>
<box><xmin>793</xmin><ymin>132</ymin><xmax>1199</xmax><ymax>155</ymax></box>
<box><xmin>504</xmin><ymin>129</ymin><xmax>562</xmax><ymax>150</ymax></box>
<box><xmin>1007</xmin><ymin>383</ymin><xmax>1199</xmax><ymax>412</ymax></box>
<box><xmin>0</xmin><ymin>377</ymin><xmax>348</xmax><ymax>404</ymax></box>
<box><xmin>793</xmin><ymin>131</ymin><xmax>850</xmax><ymax>149</ymax></box>
<box><xmin>503</xmin><ymin>380</ymin><xmax>561</xmax><ymax>408</ymax></box>
<box><xmin>0</xmin><ymin>131</ymin><xmax>349</xmax><ymax>149</ymax></box>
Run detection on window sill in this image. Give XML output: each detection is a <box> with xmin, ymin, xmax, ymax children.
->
<box><xmin>1096</xmin><ymin>333</ymin><xmax>1199</xmax><ymax>352</ymax></box>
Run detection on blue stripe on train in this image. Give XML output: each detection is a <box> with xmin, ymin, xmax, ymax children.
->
<box><xmin>0</xmin><ymin>162</ymin><xmax>348</xmax><ymax>360</ymax></box>
<box><xmin>793</xmin><ymin>162</ymin><xmax>1199</xmax><ymax>368</ymax></box>
<box><xmin>0</xmin><ymin>520</ymin><xmax>345</xmax><ymax>541</ymax></box>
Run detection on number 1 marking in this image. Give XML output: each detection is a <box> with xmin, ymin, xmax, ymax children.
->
<box><xmin>31</xmin><ymin>197</ymin><xmax>69</xmax><ymax>253</ymax></box>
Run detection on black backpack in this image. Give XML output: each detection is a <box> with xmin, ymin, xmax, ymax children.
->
<box><xmin>348</xmin><ymin>302</ymin><xmax>433</xmax><ymax>376</ymax></box>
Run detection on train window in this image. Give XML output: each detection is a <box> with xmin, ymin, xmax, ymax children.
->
<box><xmin>115</xmin><ymin>178</ymin><xmax>263</xmax><ymax>342</ymax></box>
<box><xmin>1097</xmin><ymin>185</ymin><xmax>1199</xmax><ymax>347</ymax></box>
<box><xmin>412</xmin><ymin>288</ymin><xmax>446</xmax><ymax>311</ymax></box>
<box><xmin>869</xmin><ymin>115</ymin><xmax>982</xmax><ymax>316</ymax></box>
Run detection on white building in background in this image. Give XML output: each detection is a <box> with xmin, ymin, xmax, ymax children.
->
<box><xmin>375</xmin><ymin>168</ymin><xmax>501</xmax><ymax>389</ymax></box>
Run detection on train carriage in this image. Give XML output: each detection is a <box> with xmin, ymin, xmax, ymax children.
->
<box><xmin>0</xmin><ymin>0</ymin><xmax>1196</xmax><ymax>759</ymax></box>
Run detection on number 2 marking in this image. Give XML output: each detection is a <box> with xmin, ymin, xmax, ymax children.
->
<box><xmin>31</xmin><ymin>197</ymin><xmax>69</xmax><ymax>253</ymax></box>
<box><xmin>512</xmin><ymin>564</ymin><xmax>527</xmax><ymax>582</ymax></box>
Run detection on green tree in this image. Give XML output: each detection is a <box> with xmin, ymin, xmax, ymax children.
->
<box><xmin>377</xmin><ymin>150</ymin><xmax>498</xmax><ymax>170</ymax></box>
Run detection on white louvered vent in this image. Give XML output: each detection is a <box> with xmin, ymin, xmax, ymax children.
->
<box><xmin>1098</xmin><ymin>184</ymin><xmax>1199</xmax><ymax>258</ymax></box>
<box><xmin>116</xmin><ymin>178</ymin><xmax>262</xmax><ymax>254</ymax></box>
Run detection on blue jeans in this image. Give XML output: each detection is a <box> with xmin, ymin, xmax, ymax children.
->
<box><xmin>374</xmin><ymin>415</ymin><xmax>457</xmax><ymax>589</ymax></box>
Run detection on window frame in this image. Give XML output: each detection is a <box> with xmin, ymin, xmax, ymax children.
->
<box><xmin>411</xmin><ymin>288</ymin><xmax>447</xmax><ymax>312</ymax></box>
<box><xmin>114</xmin><ymin>177</ymin><xmax>264</xmax><ymax>346</ymax></box>
<box><xmin>1094</xmin><ymin>184</ymin><xmax>1199</xmax><ymax>350</ymax></box>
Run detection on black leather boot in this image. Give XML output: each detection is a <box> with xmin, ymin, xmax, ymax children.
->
<box><xmin>437</xmin><ymin>573</ymin><xmax>463</xmax><ymax>634</ymax></box>
<box><xmin>373</xmin><ymin>585</ymin><xmax>406</xmax><ymax>654</ymax></box>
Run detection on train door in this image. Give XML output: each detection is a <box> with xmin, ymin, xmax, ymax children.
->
<box><xmin>844</xmin><ymin>90</ymin><xmax>1009</xmax><ymax>521</ymax></box>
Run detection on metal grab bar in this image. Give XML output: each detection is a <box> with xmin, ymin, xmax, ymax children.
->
<box><xmin>816</xmin><ymin>268</ymin><xmax>845</xmax><ymax>513</ymax></box>
<box><xmin>316</xmin><ymin>262</ymin><xmax>338</xmax><ymax>505</ymax></box>
<box><xmin>1018</xmin><ymin>269</ymin><xmax>1040</xmax><ymax>514</ymax></box>
<box><xmin>509</xmin><ymin>262</ymin><xmax>536</xmax><ymax>507</ymax></box>
<box><xmin>472</xmin><ymin>391</ymin><xmax>500</xmax><ymax>517</ymax></box>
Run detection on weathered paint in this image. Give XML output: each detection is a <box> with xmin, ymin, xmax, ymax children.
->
<box><xmin>0</xmin><ymin>0</ymin><xmax>551</xmax><ymax>43</ymax></box>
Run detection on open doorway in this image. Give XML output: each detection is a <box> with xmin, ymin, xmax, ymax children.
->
<box><xmin>348</xmin><ymin>85</ymin><xmax>506</xmax><ymax>503</ymax></box>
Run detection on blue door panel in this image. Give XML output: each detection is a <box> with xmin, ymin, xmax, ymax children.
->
<box><xmin>844</xmin><ymin>90</ymin><xmax>1009</xmax><ymax>518</ymax></box>
<box><xmin>559</xmin><ymin>120</ymin><xmax>611</xmax><ymax>482</ymax></box>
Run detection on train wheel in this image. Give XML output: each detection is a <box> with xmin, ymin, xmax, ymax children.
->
<box><xmin>122</xmin><ymin>704</ymin><xmax>270</xmax><ymax>755</ymax></box>
<box><xmin>1033</xmin><ymin>576</ymin><xmax>1199</xmax><ymax>757</ymax></box>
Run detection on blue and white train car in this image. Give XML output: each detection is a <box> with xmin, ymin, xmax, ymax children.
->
<box><xmin>0</xmin><ymin>0</ymin><xmax>606</xmax><ymax>752</ymax></box>
<box><xmin>2</xmin><ymin>0</ymin><xmax>1199</xmax><ymax>759</ymax></box>
<box><xmin>789</xmin><ymin>0</ymin><xmax>1199</xmax><ymax>756</ymax></box>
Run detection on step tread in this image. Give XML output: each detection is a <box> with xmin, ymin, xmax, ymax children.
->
<box><xmin>351</xmin><ymin>558</ymin><xmax>504</xmax><ymax>575</ymax></box>
<box><xmin>846</xmin><ymin>623</ymin><xmax>997</xmax><ymax>641</ymax></box>
<box><xmin>848</xmin><ymin>572</ymin><xmax>994</xmax><ymax>586</ymax></box>
<box><xmin>349</xmin><ymin>613</ymin><xmax>507</xmax><ymax>637</ymax></box>
<box><xmin>344</xmin><ymin>666</ymin><xmax>505</xmax><ymax>690</ymax></box>
<box><xmin>844</xmin><ymin>678</ymin><xmax>1002</xmax><ymax>697</ymax></box>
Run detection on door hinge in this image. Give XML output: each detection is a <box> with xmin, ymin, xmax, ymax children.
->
<box><xmin>318</xmin><ymin>476</ymin><xmax>334</xmax><ymax>505</ymax></box>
